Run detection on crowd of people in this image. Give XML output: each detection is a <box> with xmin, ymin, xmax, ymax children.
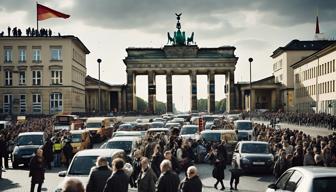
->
<box><xmin>260</xmin><ymin>111</ymin><xmax>336</xmax><ymax>129</ymax></box>
<box><xmin>0</xmin><ymin>26</ymin><xmax>55</xmax><ymax>37</ymax></box>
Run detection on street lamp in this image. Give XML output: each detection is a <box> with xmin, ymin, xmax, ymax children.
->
<box><xmin>97</xmin><ymin>58</ymin><xmax>102</xmax><ymax>114</ymax></box>
<box><xmin>248</xmin><ymin>57</ymin><xmax>253</xmax><ymax>120</ymax></box>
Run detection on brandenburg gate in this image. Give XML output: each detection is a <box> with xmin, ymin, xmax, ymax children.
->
<box><xmin>124</xmin><ymin>14</ymin><xmax>238</xmax><ymax>113</ymax></box>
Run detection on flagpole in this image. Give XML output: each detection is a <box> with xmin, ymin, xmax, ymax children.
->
<box><xmin>36</xmin><ymin>2</ymin><xmax>39</xmax><ymax>31</ymax></box>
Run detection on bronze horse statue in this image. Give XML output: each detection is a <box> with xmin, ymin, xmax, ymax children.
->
<box><xmin>187</xmin><ymin>32</ymin><xmax>194</xmax><ymax>45</ymax></box>
<box><xmin>167</xmin><ymin>32</ymin><xmax>174</xmax><ymax>44</ymax></box>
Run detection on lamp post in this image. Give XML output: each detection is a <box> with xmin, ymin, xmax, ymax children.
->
<box><xmin>97</xmin><ymin>58</ymin><xmax>102</xmax><ymax>114</ymax></box>
<box><xmin>248</xmin><ymin>57</ymin><xmax>253</xmax><ymax>120</ymax></box>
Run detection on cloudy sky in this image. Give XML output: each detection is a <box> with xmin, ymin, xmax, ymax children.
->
<box><xmin>1</xmin><ymin>0</ymin><xmax>336</xmax><ymax>111</ymax></box>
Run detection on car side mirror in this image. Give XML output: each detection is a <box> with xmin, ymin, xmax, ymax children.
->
<box><xmin>268</xmin><ymin>183</ymin><xmax>277</xmax><ymax>190</ymax></box>
<box><xmin>58</xmin><ymin>171</ymin><xmax>67</xmax><ymax>177</ymax></box>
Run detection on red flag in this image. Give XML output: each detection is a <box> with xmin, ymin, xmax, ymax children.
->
<box><xmin>37</xmin><ymin>3</ymin><xmax>70</xmax><ymax>21</ymax></box>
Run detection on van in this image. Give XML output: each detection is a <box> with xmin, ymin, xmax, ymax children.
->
<box><xmin>200</xmin><ymin>130</ymin><xmax>238</xmax><ymax>163</ymax></box>
<box><xmin>85</xmin><ymin>117</ymin><xmax>110</xmax><ymax>142</ymax></box>
<box><xmin>234</xmin><ymin>120</ymin><xmax>253</xmax><ymax>140</ymax></box>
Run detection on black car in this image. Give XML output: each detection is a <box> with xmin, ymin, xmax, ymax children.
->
<box><xmin>12</xmin><ymin>132</ymin><xmax>45</xmax><ymax>168</ymax></box>
<box><xmin>232</xmin><ymin>141</ymin><xmax>274</xmax><ymax>173</ymax></box>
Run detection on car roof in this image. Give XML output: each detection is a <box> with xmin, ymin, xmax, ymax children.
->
<box><xmin>238</xmin><ymin>141</ymin><xmax>268</xmax><ymax>145</ymax></box>
<box><xmin>201</xmin><ymin>130</ymin><xmax>236</xmax><ymax>134</ymax></box>
<box><xmin>75</xmin><ymin>149</ymin><xmax>124</xmax><ymax>157</ymax></box>
<box><xmin>288</xmin><ymin>166</ymin><xmax>336</xmax><ymax>178</ymax></box>
<box><xmin>235</xmin><ymin>120</ymin><xmax>252</xmax><ymax>123</ymax></box>
<box><xmin>182</xmin><ymin>125</ymin><xmax>198</xmax><ymax>128</ymax></box>
<box><xmin>147</xmin><ymin>128</ymin><xmax>170</xmax><ymax>131</ymax></box>
<box><xmin>18</xmin><ymin>132</ymin><xmax>44</xmax><ymax>136</ymax></box>
<box><xmin>87</xmin><ymin>117</ymin><xmax>107</xmax><ymax>121</ymax></box>
<box><xmin>108</xmin><ymin>136</ymin><xmax>139</xmax><ymax>142</ymax></box>
<box><xmin>70</xmin><ymin>130</ymin><xmax>87</xmax><ymax>134</ymax></box>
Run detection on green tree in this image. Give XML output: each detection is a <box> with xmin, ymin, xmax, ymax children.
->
<box><xmin>155</xmin><ymin>100</ymin><xmax>167</xmax><ymax>114</ymax></box>
<box><xmin>136</xmin><ymin>97</ymin><xmax>148</xmax><ymax>112</ymax></box>
<box><xmin>215</xmin><ymin>98</ymin><xmax>226</xmax><ymax>112</ymax></box>
<box><xmin>197</xmin><ymin>98</ymin><xmax>208</xmax><ymax>112</ymax></box>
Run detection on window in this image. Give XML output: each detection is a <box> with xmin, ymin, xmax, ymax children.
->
<box><xmin>4</xmin><ymin>48</ymin><xmax>12</xmax><ymax>62</ymax></box>
<box><xmin>51</xmin><ymin>48</ymin><xmax>61</xmax><ymax>60</ymax></box>
<box><xmin>276</xmin><ymin>171</ymin><xmax>293</xmax><ymax>190</ymax></box>
<box><xmin>20</xmin><ymin>95</ymin><xmax>26</xmax><ymax>113</ymax></box>
<box><xmin>32</xmin><ymin>70</ymin><xmax>42</xmax><ymax>85</ymax></box>
<box><xmin>284</xmin><ymin>171</ymin><xmax>303</xmax><ymax>191</ymax></box>
<box><xmin>32</xmin><ymin>94</ymin><xmax>42</xmax><ymax>113</ymax></box>
<box><xmin>5</xmin><ymin>70</ymin><xmax>12</xmax><ymax>86</ymax></box>
<box><xmin>50</xmin><ymin>93</ymin><xmax>63</xmax><ymax>113</ymax></box>
<box><xmin>19</xmin><ymin>48</ymin><xmax>26</xmax><ymax>62</ymax></box>
<box><xmin>51</xmin><ymin>70</ymin><xmax>62</xmax><ymax>85</ymax></box>
<box><xmin>313</xmin><ymin>177</ymin><xmax>336</xmax><ymax>192</ymax></box>
<box><xmin>33</xmin><ymin>48</ymin><xmax>41</xmax><ymax>62</ymax></box>
<box><xmin>3</xmin><ymin>94</ymin><xmax>12</xmax><ymax>113</ymax></box>
<box><xmin>19</xmin><ymin>71</ymin><xmax>26</xmax><ymax>85</ymax></box>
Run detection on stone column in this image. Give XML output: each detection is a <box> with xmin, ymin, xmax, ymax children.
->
<box><xmin>148</xmin><ymin>71</ymin><xmax>156</xmax><ymax>114</ymax></box>
<box><xmin>226</xmin><ymin>72</ymin><xmax>231</xmax><ymax>112</ymax></box>
<box><xmin>118</xmin><ymin>91</ymin><xmax>122</xmax><ymax>112</ymax></box>
<box><xmin>190</xmin><ymin>71</ymin><xmax>197</xmax><ymax>112</ymax></box>
<box><xmin>226</xmin><ymin>71</ymin><xmax>235</xmax><ymax>112</ymax></box>
<box><xmin>208</xmin><ymin>71</ymin><xmax>215</xmax><ymax>113</ymax></box>
<box><xmin>166</xmin><ymin>71</ymin><xmax>173</xmax><ymax>113</ymax></box>
<box><xmin>241</xmin><ymin>90</ymin><xmax>245</xmax><ymax>110</ymax></box>
<box><xmin>126</xmin><ymin>71</ymin><xmax>137</xmax><ymax>111</ymax></box>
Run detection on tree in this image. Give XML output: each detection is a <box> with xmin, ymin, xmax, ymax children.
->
<box><xmin>215</xmin><ymin>98</ymin><xmax>226</xmax><ymax>113</ymax></box>
<box><xmin>136</xmin><ymin>97</ymin><xmax>147</xmax><ymax>112</ymax></box>
<box><xmin>197</xmin><ymin>99</ymin><xmax>208</xmax><ymax>112</ymax></box>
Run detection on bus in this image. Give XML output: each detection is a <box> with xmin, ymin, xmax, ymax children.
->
<box><xmin>53</xmin><ymin>115</ymin><xmax>81</xmax><ymax>131</ymax></box>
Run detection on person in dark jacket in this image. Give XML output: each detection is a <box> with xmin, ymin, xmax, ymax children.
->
<box><xmin>151</xmin><ymin>144</ymin><xmax>164</xmax><ymax>178</ymax></box>
<box><xmin>29</xmin><ymin>148</ymin><xmax>45</xmax><ymax>192</ymax></box>
<box><xmin>164</xmin><ymin>150</ymin><xmax>180</xmax><ymax>174</ymax></box>
<box><xmin>130</xmin><ymin>150</ymin><xmax>142</xmax><ymax>188</ymax></box>
<box><xmin>62</xmin><ymin>140</ymin><xmax>73</xmax><ymax>168</ymax></box>
<box><xmin>103</xmin><ymin>158</ymin><xmax>129</xmax><ymax>192</ymax></box>
<box><xmin>273</xmin><ymin>150</ymin><xmax>289</xmax><ymax>179</ymax></box>
<box><xmin>156</xmin><ymin>159</ymin><xmax>180</xmax><ymax>192</ymax></box>
<box><xmin>179</xmin><ymin>166</ymin><xmax>202</xmax><ymax>192</ymax></box>
<box><xmin>42</xmin><ymin>138</ymin><xmax>53</xmax><ymax>169</ymax></box>
<box><xmin>86</xmin><ymin>156</ymin><xmax>112</xmax><ymax>192</ymax></box>
<box><xmin>205</xmin><ymin>148</ymin><xmax>226</xmax><ymax>190</ymax></box>
<box><xmin>0</xmin><ymin>134</ymin><xmax>7</xmax><ymax>175</ymax></box>
<box><xmin>137</xmin><ymin>157</ymin><xmax>157</xmax><ymax>192</ymax></box>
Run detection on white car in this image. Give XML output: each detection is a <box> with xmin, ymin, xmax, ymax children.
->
<box><xmin>55</xmin><ymin>149</ymin><xmax>125</xmax><ymax>192</ymax></box>
<box><xmin>266</xmin><ymin>166</ymin><xmax>336</xmax><ymax>192</ymax></box>
<box><xmin>234</xmin><ymin>120</ymin><xmax>253</xmax><ymax>140</ymax></box>
<box><xmin>180</xmin><ymin>125</ymin><xmax>199</xmax><ymax>140</ymax></box>
<box><xmin>100</xmin><ymin>136</ymin><xmax>140</xmax><ymax>157</ymax></box>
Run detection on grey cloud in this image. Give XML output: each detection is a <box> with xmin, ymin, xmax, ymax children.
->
<box><xmin>234</xmin><ymin>39</ymin><xmax>271</xmax><ymax>50</ymax></box>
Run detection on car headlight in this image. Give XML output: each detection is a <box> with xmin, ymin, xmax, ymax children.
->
<box><xmin>241</xmin><ymin>157</ymin><xmax>250</xmax><ymax>164</ymax></box>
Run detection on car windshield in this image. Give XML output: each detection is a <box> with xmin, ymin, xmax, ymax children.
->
<box><xmin>201</xmin><ymin>133</ymin><xmax>220</xmax><ymax>142</ymax></box>
<box><xmin>119</xmin><ymin>124</ymin><xmax>132</xmax><ymax>129</ymax></box>
<box><xmin>17</xmin><ymin>135</ymin><xmax>43</xmax><ymax>146</ymax></box>
<box><xmin>86</xmin><ymin>122</ymin><xmax>101</xmax><ymax>129</ymax></box>
<box><xmin>68</xmin><ymin>156</ymin><xmax>111</xmax><ymax>175</ymax></box>
<box><xmin>181</xmin><ymin>127</ymin><xmax>197</xmax><ymax>135</ymax></box>
<box><xmin>106</xmin><ymin>141</ymin><xmax>132</xmax><ymax>154</ymax></box>
<box><xmin>313</xmin><ymin>177</ymin><xmax>336</xmax><ymax>192</ymax></box>
<box><xmin>150</xmin><ymin>123</ymin><xmax>164</xmax><ymax>128</ymax></box>
<box><xmin>236</xmin><ymin>122</ymin><xmax>252</xmax><ymax>130</ymax></box>
<box><xmin>241</xmin><ymin>143</ymin><xmax>269</xmax><ymax>154</ymax></box>
<box><xmin>71</xmin><ymin>134</ymin><xmax>81</xmax><ymax>143</ymax></box>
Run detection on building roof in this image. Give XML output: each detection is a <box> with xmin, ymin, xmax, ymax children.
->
<box><xmin>236</xmin><ymin>76</ymin><xmax>281</xmax><ymax>86</ymax></box>
<box><xmin>270</xmin><ymin>39</ymin><xmax>336</xmax><ymax>58</ymax></box>
<box><xmin>85</xmin><ymin>75</ymin><xmax>125</xmax><ymax>88</ymax></box>
<box><xmin>0</xmin><ymin>35</ymin><xmax>90</xmax><ymax>54</ymax></box>
<box><xmin>291</xmin><ymin>42</ymin><xmax>336</xmax><ymax>69</ymax></box>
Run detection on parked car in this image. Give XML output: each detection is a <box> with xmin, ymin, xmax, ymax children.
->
<box><xmin>232</xmin><ymin>141</ymin><xmax>273</xmax><ymax>173</ymax></box>
<box><xmin>234</xmin><ymin>120</ymin><xmax>253</xmax><ymax>140</ymax></box>
<box><xmin>266</xmin><ymin>166</ymin><xmax>336</xmax><ymax>192</ymax></box>
<box><xmin>56</xmin><ymin>149</ymin><xmax>125</xmax><ymax>192</ymax></box>
<box><xmin>101</xmin><ymin>136</ymin><xmax>140</xmax><ymax>158</ymax></box>
<box><xmin>200</xmin><ymin>130</ymin><xmax>238</xmax><ymax>162</ymax></box>
<box><xmin>180</xmin><ymin>125</ymin><xmax>199</xmax><ymax>140</ymax></box>
<box><xmin>12</xmin><ymin>132</ymin><xmax>45</xmax><ymax>168</ymax></box>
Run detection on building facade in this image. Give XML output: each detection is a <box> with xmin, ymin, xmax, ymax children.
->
<box><xmin>0</xmin><ymin>36</ymin><xmax>90</xmax><ymax>115</ymax></box>
<box><xmin>271</xmin><ymin>40</ymin><xmax>335</xmax><ymax>111</ymax></box>
<box><xmin>292</xmin><ymin>43</ymin><xmax>336</xmax><ymax>115</ymax></box>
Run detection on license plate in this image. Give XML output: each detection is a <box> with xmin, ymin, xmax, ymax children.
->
<box><xmin>253</xmin><ymin>162</ymin><xmax>265</xmax><ymax>165</ymax></box>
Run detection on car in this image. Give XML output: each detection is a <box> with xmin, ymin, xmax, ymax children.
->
<box><xmin>152</xmin><ymin>118</ymin><xmax>166</xmax><ymax>123</ymax></box>
<box><xmin>146</xmin><ymin>128</ymin><xmax>170</xmax><ymax>137</ymax></box>
<box><xmin>204</xmin><ymin>121</ymin><xmax>214</xmax><ymax>130</ymax></box>
<box><xmin>226</xmin><ymin>114</ymin><xmax>240</xmax><ymax>123</ymax></box>
<box><xmin>266</xmin><ymin>166</ymin><xmax>336</xmax><ymax>192</ymax></box>
<box><xmin>200</xmin><ymin>130</ymin><xmax>238</xmax><ymax>162</ymax></box>
<box><xmin>234</xmin><ymin>120</ymin><xmax>253</xmax><ymax>140</ymax></box>
<box><xmin>149</xmin><ymin>121</ymin><xmax>165</xmax><ymax>128</ymax></box>
<box><xmin>117</xmin><ymin>123</ymin><xmax>134</xmax><ymax>131</ymax></box>
<box><xmin>56</xmin><ymin>149</ymin><xmax>125</xmax><ymax>192</ymax></box>
<box><xmin>12</xmin><ymin>132</ymin><xmax>45</xmax><ymax>168</ymax></box>
<box><xmin>100</xmin><ymin>136</ymin><xmax>140</xmax><ymax>158</ymax></box>
<box><xmin>232</xmin><ymin>141</ymin><xmax>273</xmax><ymax>173</ymax></box>
<box><xmin>180</xmin><ymin>125</ymin><xmax>199</xmax><ymax>140</ymax></box>
<box><xmin>112</xmin><ymin>131</ymin><xmax>145</xmax><ymax>138</ymax></box>
<box><xmin>164</xmin><ymin>122</ymin><xmax>181</xmax><ymax>129</ymax></box>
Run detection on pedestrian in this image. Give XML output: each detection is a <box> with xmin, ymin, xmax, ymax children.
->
<box><xmin>205</xmin><ymin>148</ymin><xmax>226</xmax><ymax>190</ymax></box>
<box><xmin>164</xmin><ymin>150</ymin><xmax>180</xmax><ymax>174</ymax></box>
<box><xmin>179</xmin><ymin>166</ymin><xmax>202</xmax><ymax>192</ymax></box>
<box><xmin>303</xmin><ymin>147</ymin><xmax>315</xmax><ymax>166</ymax></box>
<box><xmin>0</xmin><ymin>134</ymin><xmax>7</xmax><ymax>172</ymax></box>
<box><xmin>86</xmin><ymin>156</ymin><xmax>112</xmax><ymax>192</ymax></box>
<box><xmin>29</xmin><ymin>148</ymin><xmax>45</xmax><ymax>192</ymax></box>
<box><xmin>151</xmin><ymin>144</ymin><xmax>163</xmax><ymax>178</ymax></box>
<box><xmin>103</xmin><ymin>158</ymin><xmax>129</xmax><ymax>192</ymax></box>
<box><xmin>42</xmin><ymin>138</ymin><xmax>53</xmax><ymax>169</ymax></box>
<box><xmin>53</xmin><ymin>136</ymin><xmax>62</xmax><ymax>167</ymax></box>
<box><xmin>156</xmin><ymin>159</ymin><xmax>180</xmax><ymax>192</ymax></box>
<box><xmin>130</xmin><ymin>149</ymin><xmax>142</xmax><ymax>188</ymax></box>
<box><xmin>273</xmin><ymin>150</ymin><xmax>289</xmax><ymax>179</ymax></box>
<box><xmin>229</xmin><ymin>161</ymin><xmax>243</xmax><ymax>190</ymax></box>
<box><xmin>62</xmin><ymin>178</ymin><xmax>84</xmax><ymax>192</ymax></box>
<box><xmin>137</xmin><ymin>157</ymin><xmax>157</xmax><ymax>192</ymax></box>
<box><xmin>63</xmin><ymin>139</ymin><xmax>73</xmax><ymax>168</ymax></box>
